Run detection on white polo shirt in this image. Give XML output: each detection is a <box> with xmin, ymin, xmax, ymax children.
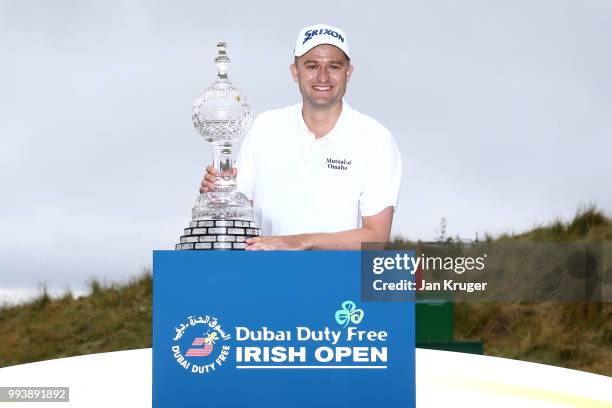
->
<box><xmin>235</xmin><ymin>101</ymin><xmax>401</xmax><ymax>236</ymax></box>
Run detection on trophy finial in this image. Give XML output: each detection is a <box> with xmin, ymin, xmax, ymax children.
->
<box><xmin>214</xmin><ymin>39</ymin><xmax>230</xmax><ymax>79</ymax></box>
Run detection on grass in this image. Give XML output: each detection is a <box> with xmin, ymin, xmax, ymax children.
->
<box><xmin>390</xmin><ymin>205</ymin><xmax>612</xmax><ymax>376</ymax></box>
<box><xmin>455</xmin><ymin>302</ymin><xmax>612</xmax><ymax>376</ymax></box>
<box><xmin>452</xmin><ymin>205</ymin><xmax>612</xmax><ymax>376</ymax></box>
<box><xmin>0</xmin><ymin>272</ymin><xmax>152</xmax><ymax>367</ymax></box>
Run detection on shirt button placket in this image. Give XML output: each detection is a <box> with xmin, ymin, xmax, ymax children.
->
<box><xmin>299</xmin><ymin>132</ymin><xmax>316</xmax><ymax>182</ymax></box>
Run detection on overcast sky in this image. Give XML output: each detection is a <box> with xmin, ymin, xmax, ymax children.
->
<box><xmin>1</xmin><ymin>0</ymin><xmax>611</xmax><ymax>302</ymax></box>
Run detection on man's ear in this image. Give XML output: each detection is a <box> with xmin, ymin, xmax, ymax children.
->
<box><xmin>290</xmin><ymin>63</ymin><xmax>299</xmax><ymax>82</ymax></box>
<box><xmin>346</xmin><ymin>64</ymin><xmax>354</xmax><ymax>83</ymax></box>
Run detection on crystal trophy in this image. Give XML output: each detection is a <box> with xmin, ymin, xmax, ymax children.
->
<box><xmin>176</xmin><ymin>40</ymin><xmax>260</xmax><ymax>250</ymax></box>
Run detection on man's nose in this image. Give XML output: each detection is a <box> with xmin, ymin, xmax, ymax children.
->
<box><xmin>316</xmin><ymin>67</ymin><xmax>330</xmax><ymax>83</ymax></box>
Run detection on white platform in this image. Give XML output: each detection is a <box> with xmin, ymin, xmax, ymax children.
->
<box><xmin>0</xmin><ymin>348</ymin><xmax>610</xmax><ymax>407</ymax></box>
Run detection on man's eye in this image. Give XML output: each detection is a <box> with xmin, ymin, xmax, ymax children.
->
<box><xmin>306</xmin><ymin>65</ymin><xmax>317</xmax><ymax>70</ymax></box>
<box><xmin>329</xmin><ymin>65</ymin><xmax>340</xmax><ymax>70</ymax></box>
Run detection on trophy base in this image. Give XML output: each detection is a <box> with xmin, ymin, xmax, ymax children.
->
<box><xmin>175</xmin><ymin>191</ymin><xmax>260</xmax><ymax>251</ymax></box>
<box><xmin>175</xmin><ymin>219</ymin><xmax>260</xmax><ymax>250</ymax></box>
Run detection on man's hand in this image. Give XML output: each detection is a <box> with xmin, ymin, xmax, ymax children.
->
<box><xmin>245</xmin><ymin>235</ymin><xmax>309</xmax><ymax>250</ymax></box>
<box><xmin>199</xmin><ymin>166</ymin><xmax>237</xmax><ymax>193</ymax></box>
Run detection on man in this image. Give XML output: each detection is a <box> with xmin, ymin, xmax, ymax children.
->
<box><xmin>200</xmin><ymin>24</ymin><xmax>401</xmax><ymax>250</ymax></box>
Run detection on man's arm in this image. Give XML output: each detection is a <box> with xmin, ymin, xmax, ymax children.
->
<box><xmin>245</xmin><ymin>206</ymin><xmax>394</xmax><ymax>250</ymax></box>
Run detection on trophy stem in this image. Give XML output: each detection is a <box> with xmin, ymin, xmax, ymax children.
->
<box><xmin>212</xmin><ymin>143</ymin><xmax>236</xmax><ymax>192</ymax></box>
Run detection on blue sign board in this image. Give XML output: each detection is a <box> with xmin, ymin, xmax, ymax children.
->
<box><xmin>153</xmin><ymin>251</ymin><xmax>415</xmax><ymax>408</ymax></box>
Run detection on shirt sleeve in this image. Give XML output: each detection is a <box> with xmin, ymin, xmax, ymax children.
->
<box><xmin>359</xmin><ymin>131</ymin><xmax>402</xmax><ymax>216</ymax></box>
<box><xmin>235</xmin><ymin>116</ymin><xmax>259</xmax><ymax>201</ymax></box>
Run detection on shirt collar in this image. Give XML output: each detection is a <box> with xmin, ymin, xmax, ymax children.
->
<box><xmin>295</xmin><ymin>99</ymin><xmax>352</xmax><ymax>144</ymax></box>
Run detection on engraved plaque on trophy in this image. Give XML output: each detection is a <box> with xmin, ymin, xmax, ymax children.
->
<box><xmin>176</xmin><ymin>40</ymin><xmax>260</xmax><ymax>250</ymax></box>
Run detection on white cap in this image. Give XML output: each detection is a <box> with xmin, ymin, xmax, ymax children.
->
<box><xmin>293</xmin><ymin>24</ymin><xmax>350</xmax><ymax>59</ymax></box>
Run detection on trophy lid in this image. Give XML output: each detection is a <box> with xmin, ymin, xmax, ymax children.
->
<box><xmin>192</xmin><ymin>40</ymin><xmax>251</xmax><ymax>144</ymax></box>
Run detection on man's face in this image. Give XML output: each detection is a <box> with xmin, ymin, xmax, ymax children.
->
<box><xmin>290</xmin><ymin>45</ymin><xmax>353</xmax><ymax>110</ymax></box>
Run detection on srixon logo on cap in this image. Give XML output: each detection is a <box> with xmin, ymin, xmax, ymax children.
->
<box><xmin>303</xmin><ymin>28</ymin><xmax>345</xmax><ymax>44</ymax></box>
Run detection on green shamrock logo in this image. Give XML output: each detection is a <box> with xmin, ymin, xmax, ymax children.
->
<box><xmin>335</xmin><ymin>300</ymin><xmax>364</xmax><ymax>328</ymax></box>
